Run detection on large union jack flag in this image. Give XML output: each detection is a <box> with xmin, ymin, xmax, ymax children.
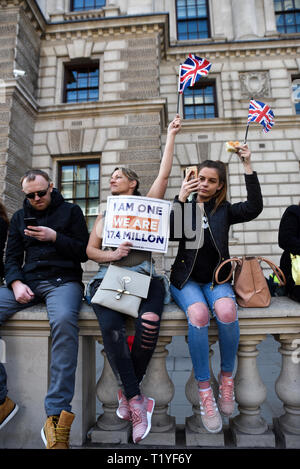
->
<box><xmin>247</xmin><ymin>99</ymin><xmax>275</xmax><ymax>133</ymax></box>
<box><xmin>178</xmin><ymin>54</ymin><xmax>212</xmax><ymax>94</ymax></box>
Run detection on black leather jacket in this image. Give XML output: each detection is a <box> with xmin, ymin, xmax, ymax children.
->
<box><xmin>170</xmin><ymin>172</ymin><xmax>263</xmax><ymax>290</ymax></box>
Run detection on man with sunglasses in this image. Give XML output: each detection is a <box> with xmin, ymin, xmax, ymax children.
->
<box><xmin>0</xmin><ymin>169</ymin><xmax>89</xmax><ymax>448</ymax></box>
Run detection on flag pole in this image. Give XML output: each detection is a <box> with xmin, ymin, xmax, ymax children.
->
<box><xmin>244</xmin><ymin>97</ymin><xmax>253</xmax><ymax>144</ymax></box>
<box><xmin>177</xmin><ymin>64</ymin><xmax>182</xmax><ymax>115</ymax></box>
<box><xmin>177</xmin><ymin>93</ymin><xmax>181</xmax><ymax>115</ymax></box>
<box><xmin>243</xmin><ymin>124</ymin><xmax>249</xmax><ymax>145</ymax></box>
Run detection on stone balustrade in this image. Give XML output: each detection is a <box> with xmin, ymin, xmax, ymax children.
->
<box><xmin>0</xmin><ymin>297</ymin><xmax>299</xmax><ymax>449</ymax></box>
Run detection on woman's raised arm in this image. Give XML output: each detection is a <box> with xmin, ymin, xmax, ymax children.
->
<box><xmin>147</xmin><ymin>114</ymin><xmax>181</xmax><ymax>199</ymax></box>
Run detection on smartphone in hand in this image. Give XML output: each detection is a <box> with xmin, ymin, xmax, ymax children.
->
<box><xmin>24</xmin><ymin>217</ymin><xmax>38</xmax><ymax>230</ymax></box>
<box><xmin>184</xmin><ymin>166</ymin><xmax>198</xmax><ymax>180</ymax></box>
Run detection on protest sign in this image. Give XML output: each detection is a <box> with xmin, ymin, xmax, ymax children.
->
<box><xmin>102</xmin><ymin>196</ymin><xmax>171</xmax><ymax>253</ymax></box>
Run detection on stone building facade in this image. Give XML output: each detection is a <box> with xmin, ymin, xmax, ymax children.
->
<box><xmin>0</xmin><ymin>0</ymin><xmax>300</xmax><ymax>278</ymax></box>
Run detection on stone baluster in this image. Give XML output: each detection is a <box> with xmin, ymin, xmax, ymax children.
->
<box><xmin>230</xmin><ymin>335</ymin><xmax>275</xmax><ymax>447</ymax></box>
<box><xmin>89</xmin><ymin>340</ymin><xmax>131</xmax><ymax>444</ymax></box>
<box><xmin>140</xmin><ymin>336</ymin><xmax>176</xmax><ymax>445</ymax></box>
<box><xmin>185</xmin><ymin>336</ymin><xmax>225</xmax><ymax>446</ymax></box>
<box><xmin>274</xmin><ymin>334</ymin><xmax>300</xmax><ymax>448</ymax></box>
<box><xmin>89</xmin><ymin>335</ymin><xmax>175</xmax><ymax>445</ymax></box>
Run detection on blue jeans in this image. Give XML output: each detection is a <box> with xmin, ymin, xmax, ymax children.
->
<box><xmin>0</xmin><ymin>281</ymin><xmax>83</xmax><ymax>416</ymax></box>
<box><xmin>170</xmin><ymin>279</ymin><xmax>240</xmax><ymax>382</ymax></box>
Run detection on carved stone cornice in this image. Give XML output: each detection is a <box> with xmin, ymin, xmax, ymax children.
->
<box><xmin>180</xmin><ymin>114</ymin><xmax>300</xmax><ymax>133</ymax></box>
<box><xmin>4</xmin><ymin>81</ymin><xmax>38</xmax><ymax>118</ymax></box>
<box><xmin>43</xmin><ymin>13</ymin><xmax>169</xmax><ymax>56</ymax></box>
<box><xmin>168</xmin><ymin>36</ymin><xmax>300</xmax><ymax>61</ymax></box>
<box><xmin>49</xmin><ymin>7</ymin><xmax>106</xmax><ymax>22</ymax></box>
<box><xmin>36</xmin><ymin>97</ymin><xmax>167</xmax><ymax>120</ymax></box>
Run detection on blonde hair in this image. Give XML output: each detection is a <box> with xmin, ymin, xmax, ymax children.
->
<box><xmin>112</xmin><ymin>167</ymin><xmax>140</xmax><ymax>195</ymax></box>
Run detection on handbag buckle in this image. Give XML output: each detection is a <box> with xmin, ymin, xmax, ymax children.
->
<box><xmin>115</xmin><ymin>278</ymin><xmax>130</xmax><ymax>300</ymax></box>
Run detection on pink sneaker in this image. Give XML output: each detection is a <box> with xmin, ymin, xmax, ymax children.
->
<box><xmin>199</xmin><ymin>387</ymin><xmax>222</xmax><ymax>433</ymax></box>
<box><xmin>218</xmin><ymin>374</ymin><xmax>235</xmax><ymax>417</ymax></box>
<box><xmin>128</xmin><ymin>395</ymin><xmax>155</xmax><ymax>443</ymax></box>
<box><xmin>116</xmin><ymin>389</ymin><xmax>131</xmax><ymax>421</ymax></box>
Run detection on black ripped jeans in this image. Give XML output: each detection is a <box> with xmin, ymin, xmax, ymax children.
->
<box><xmin>91</xmin><ymin>277</ymin><xmax>165</xmax><ymax>400</ymax></box>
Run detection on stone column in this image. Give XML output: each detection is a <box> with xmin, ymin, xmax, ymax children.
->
<box><xmin>140</xmin><ymin>336</ymin><xmax>176</xmax><ymax>445</ymax></box>
<box><xmin>185</xmin><ymin>337</ymin><xmax>225</xmax><ymax>446</ymax></box>
<box><xmin>274</xmin><ymin>334</ymin><xmax>300</xmax><ymax>448</ymax></box>
<box><xmin>230</xmin><ymin>335</ymin><xmax>275</xmax><ymax>447</ymax></box>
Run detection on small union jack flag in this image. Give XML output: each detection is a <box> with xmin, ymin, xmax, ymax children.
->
<box><xmin>247</xmin><ymin>99</ymin><xmax>275</xmax><ymax>133</ymax></box>
<box><xmin>178</xmin><ymin>54</ymin><xmax>212</xmax><ymax>94</ymax></box>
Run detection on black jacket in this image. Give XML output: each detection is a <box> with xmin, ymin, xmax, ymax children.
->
<box><xmin>278</xmin><ymin>204</ymin><xmax>300</xmax><ymax>292</ymax></box>
<box><xmin>5</xmin><ymin>189</ymin><xmax>89</xmax><ymax>288</ymax></box>
<box><xmin>170</xmin><ymin>172</ymin><xmax>263</xmax><ymax>290</ymax></box>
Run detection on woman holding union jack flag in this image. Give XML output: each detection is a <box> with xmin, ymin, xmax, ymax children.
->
<box><xmin>169</xmin><ymin>144</ymin><xmax>263</xmax><ymax>433</ymax></box>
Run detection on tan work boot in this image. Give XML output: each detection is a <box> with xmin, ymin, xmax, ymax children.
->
<box><xmin>0</xmin><ymin>396</ymin><xmax>19</xmax><ymax>429</ymax></box>
<box><xmin>41</xmin><ymin>410</ymin><xmax>75</xmax><ymax>449</ymax></box>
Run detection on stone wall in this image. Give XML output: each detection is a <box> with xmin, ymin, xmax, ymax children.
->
<box><xmin>0</xmin><ymin>1</ymin><xmax>43</xmax><ymax>216</ymax></box>
<box><xmin>0</xmin><ymin>6</ymin><xmax>19</xmax><ymax>213</ymax></box>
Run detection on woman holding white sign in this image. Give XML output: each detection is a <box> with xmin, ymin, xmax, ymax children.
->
<box><xmin>86</xmin><ymin>114</ymin><xmax>181</xmax><ymax>443</ymax></box>
<box><xmin>169</xmin><ymin>147</ymin><xmax>263</xmax><ymax>434</ymax></box>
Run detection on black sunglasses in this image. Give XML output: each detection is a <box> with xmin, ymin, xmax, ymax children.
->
<box><xmin>25</xmin><ymin>184</ymin><xmax>50</xmax><ymax>200</ymax></box>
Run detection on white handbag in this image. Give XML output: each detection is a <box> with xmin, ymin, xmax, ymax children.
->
<box><xmin>91</xmin><ymin>264</ymin><xmax>151</xmax><ymax>318</ymax></box>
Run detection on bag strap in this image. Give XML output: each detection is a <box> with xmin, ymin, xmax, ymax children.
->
<box><xmin>256</xmin><ymin>256</ymin><xmax>286</xmax><ymax>286</ymax></box>
<box><xmin>149</xmin><ymin>253</ymin><xmax>153</xmax><ymax>279</ymax></box>
<box><xmin>214</xmin><ymin>257</ymin><xmax>242</xmax><ymax>284</ymax></box>
<box><xmin>110</xmin><ymin>252</ymin><xmax>153</xmax><ymax>279</ymax></box>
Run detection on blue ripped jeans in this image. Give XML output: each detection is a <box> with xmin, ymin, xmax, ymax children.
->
<box><xmin>170</xmin><ymin>279</ymin><xmax>240</xmax><ymax>383</ymax></box>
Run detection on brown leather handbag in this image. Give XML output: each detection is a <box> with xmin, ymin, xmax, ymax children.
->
<box><xmin>215</xmin><ymin>256</ymin><xmax>286</xmax><ymax>308</ymax></box>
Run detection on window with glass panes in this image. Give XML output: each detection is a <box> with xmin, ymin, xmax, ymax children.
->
<box><xmin>183</xmin><ymin>82</ymin><xmax>217</xmax><ymax>119</ymax></box>
<box><xmin>59</xmin><ymin>162</ymin><xmax>100</xmax><ymax>232</ymax></box>
<box><xmin>274</xmin><ymin>0</ymin><xmax>300</xmax><ymax>33</ymax></box>
<box><xmin>292</xmin><ymin>76</ymin><xmax>300</xmax><ymax>114</ymax></box>
<box><xmin>176</xmin><ymin>0</ymin><xmax>210</xmax><ymax>40</ymax></box>
<box><xmin>64</xmin><ymin>63</ymin><xmax>99</xmax><ymax>103</ymax></box>
<box><xmin>71</xmin><ymin>0</ymin><xmax>105</xmax><ymax>11</ymax></box>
